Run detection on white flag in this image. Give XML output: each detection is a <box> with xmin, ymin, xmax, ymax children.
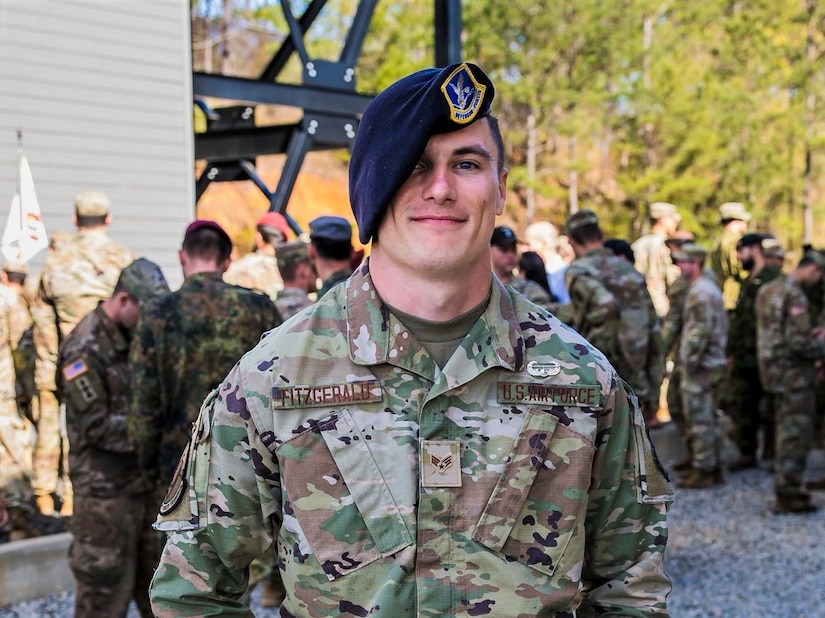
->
<box><xmin>2</xmin><ymin>153</ymin><xmax>48</xmax><ymax>263</ymax></box>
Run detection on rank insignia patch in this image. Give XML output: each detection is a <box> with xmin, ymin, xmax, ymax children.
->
<box><xmin>440</xmin><ymin>63</ymin><xmax>486</xmax><ymax>125</ymax></box>
<box><xmin>421</xmin><ymin>440</ymin><xmax>462</xmax><ymax>487</ymax></box>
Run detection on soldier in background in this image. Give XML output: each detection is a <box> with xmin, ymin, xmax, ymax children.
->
<box><xmin>223</xmin><ymin>210</ymin><xmax>291</xmax><ymax>300</ymax></box>
<box><xmin>490</xmin><ymin>226</ymin><xmax>554</xmax><ymax>309</ymax></box>
<box><xmin>59</xmin><ymin>259</ymin><xmax>169</xmax><ymax>617</ymax></box>
<box><xmin>756</xmin><ymin>251</ymin><xmax>825</xmax><ymax>513</ymax></box>
<box><xmin>127</xmin><ymin>219</ymin><xmax>281</xmax><ymax>572</ymax></box>
<box><xmin>2</xmin><ymin>262</ymin><xmax>35</xmax><ymax>421</ymax></box>
<box><xmin>709</xmin><ymin>201</ymin><xmax>751</xmax><ymax>311</ymax></box>
<box><xmin>565</xmin><ymin>209</ymin><xmax>665</xmax><ymax>427</ymax></box>
<box><xmin>30</xmin><ymin>190</ymin><xmax>134</xmax><ymax>516</ymax></box>
<box><xmin>308</xmin><ymin>215</ymin><xmax>354</xmax><ymax>298</ymax></box>
<box><xmin>274</xmin><ymin>240</ymin><xmax>315</xmax><ymax>320</ymax></box>
<box><xmin>726</xmin><ymin>233</ymin><xmax>781</xmax><ymax>470</ymax></box>
<box><xmin>631</xmin><ymin>201</ymin><xmax>682</xmax><ymax>317</ymax></box>
<box><xmin>671</xmin><ymin>244</ymin><xmax>728</xmax><ymax>488</ymax></box>
<box><xmin>524</xmin><ymin>220</ymin><xmax>570</xmax><ymax>302</ymax></box>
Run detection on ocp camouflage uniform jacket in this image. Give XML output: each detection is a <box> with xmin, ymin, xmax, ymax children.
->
<box><xmin>275</xmin><ymin>287</ymin><xmax>313</xmax><ymax>320</ymax></box>
<box><xmin>679</xmin><ymin>276</ymin><xmax>728</xmax><ymax>374</ymax></box>
<box><xmin>726</xmin><ymin>264</ymin><xmax>781</xmax><ymax>370</ymax></box>
<box><xmin>507</xmin><ymin>275</ymin><xmax>555</xmax><ymax>309</ymax></box>
<box><xmin>756</xmin><ymin>274</ymin><xmax>825</xmax><ymax>394</ymax></box>
<box><xmin>223</xmin><ymin>248</ymin><xmax>283</xmax><ymax>301</ymax></box>
<box><xmin>58</xmin><ymin>304</ymin><xmax>147</xmax><ymax>497</ymax></box>
<box><xmin>149</xmin><ymin>264</ymin><xmax>673</xmax><ymax>617</ymax></box>
<box><xmin>631</xmin><ymin>232</ymin><xmax>679</xmax><ymax>317</ymax></box>
<box><xmin>32</xmin><ymin>229</ymin><xmax>134</xmax><ymax>391</ymax></box>
<box><xmin>127</xmin><ymin>272</ymin><xmax>281</xmax><ymax>486</ymax></box>
<box><xmin>709</xmin><ymin>227</ymin><xmax>745</xmax><ymax>311</ymax></box>
<box><xmin>564</xmin><ymin>247</ymin><xmax>665</xmax><ymax>411</ymax></box>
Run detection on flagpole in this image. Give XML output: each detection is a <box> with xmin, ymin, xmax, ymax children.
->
<box><xmin>15</xmin><ymin>129</ymin><xmax>24</xmax><ymax>257</ymax></box>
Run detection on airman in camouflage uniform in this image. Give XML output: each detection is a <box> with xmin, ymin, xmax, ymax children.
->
<box><xmin>30</xmin><ymin>191</ymin><xmax>134</xmax><ymax>515</ymax></box>
<box><xmin>671</xmin><ymin>244</ymin><xmax>728</xmax><ymax>487</ymax></box>
<box><xmin>490</xmin><ymin>226</ymin><xmax>554</xmax><ymax>309</ymax></box>
<box><xmin>631</xmin><ymin>201</ymin><xmax>682</xmax><ymax>317</ymax></box>
<box><xmin>274</xmin><ymin>240</ymin><xmax>315</xmax><ymax>320</ymax></box>
<box><xmin>564</xmin><ymin>210</ymin><xmax>665</xmax><ymax>426</ymax></box>
<box><xmin>59</xmin><ymin>259</ymin><xmax>169</xmax><ymax>617</ymax></box>
<box><xmin>223</xmin><ymin>211</ymin><xmax>292</xmax><ymax>301</ymax></box>
<box><xmin>149</xmin><ymin>62</ymin><xmax>672</xmax><ymax>617</ymax></box>
<box><xmin>726</xmin><ymin>233</ymin><xmax>781</xmax><ymax>469</ymax></box>
<box><xmin>709</xmin><ymin>201</ymin><xmax>751</xmax><ymax>311</ymax></box>
<box><xmin>756</xmin><ymin>251</ymin><xmax>825</xmax><ymax>513</ymax></box>
<box><xmin>128</xmin><ymin>220</ymin><xmax>282</xmax><ymax>492</ymax></box>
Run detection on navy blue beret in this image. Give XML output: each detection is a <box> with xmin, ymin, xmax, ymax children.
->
<box><xmin>349</xmin><ymin>62</ymin><xmax>496</xmax><ymax>244</ymax></box>
<box><xmin>309</xmin><ymin>215</ymin><xmax>353</xmax><ymax>243</ymax></box>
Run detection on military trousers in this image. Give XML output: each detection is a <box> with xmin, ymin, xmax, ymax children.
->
<box><xmin>681</xmin><ymin>366</ymin><xmax>724</xmax><ymax>470</ymax></box>
<box><xmin>0</xmin><ymin>398</ymin><xmax>32</xmax><ymax>502</ymax></box>
<box><xmin>728</xmin><ymin>364</ymin><xmax>769</xmax><ymax>459</ymax></box>
<box><xmin>69</xmin><ymin>491</ymin><xmax>163</xmax><ymax>618</ymax></box>
<box><xmin>31</xmin><ymin>390</ymin><xmax>71</xmax><ymax>498</ymax></box>
<box><xmin>768</xmin><ymin>389</ymin><xmax>816</xmax><ymax>496</ymax></box>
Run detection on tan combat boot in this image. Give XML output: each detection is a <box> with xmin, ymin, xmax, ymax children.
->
<box><xmin>35</xmin><ymin>494</ymin><xmax>55</xmax><ymax>516</ymax></box>
<box><xmin>677</xmin><ymin>467</ymin><xmax>723</xmax><ymax>489</ymax></box>
<box><xmin>59</xmin><ymin>494</ymin><xmax>73</xmax><ymax>517</ymax></box>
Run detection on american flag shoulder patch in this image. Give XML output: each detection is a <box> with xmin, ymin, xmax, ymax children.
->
<box><xmin>63</xmin><ymin>359</ymin><xmax>89</xmax><ymax>381</ymax></box>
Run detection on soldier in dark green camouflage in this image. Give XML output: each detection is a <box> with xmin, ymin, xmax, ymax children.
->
<box><xmin>726</xmin><ymin>233</ymin><xmax>781</xmax><ymax>469</ymax></box>
<box><xmin>127</xmin><ymin>220</ymin><xmax>281</xmax><ymax>534</ymax></box>
<box><xmin>756</xmin><ymin>251</ymin><xmax>825</xmax><ymax>513</ymax></box>
<box><xmin>59</xmin><ymin>259</ymin><xmax>170</xmax><ymax>617</ymax></box>
<box><xmin>149</xmin><ymin>62</ymin><xmax>672</xmax><ymax>617</ymax></box>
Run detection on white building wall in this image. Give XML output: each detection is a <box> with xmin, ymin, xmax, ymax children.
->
<box><xmin>0</xmin><ymin>0</ymin><xmax>193</xmax><ymax>287</ymax></box>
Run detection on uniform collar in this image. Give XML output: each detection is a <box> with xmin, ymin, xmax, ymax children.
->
<box><xmin>344</xmin><ymin>262</ymin><xmax>524</xmax><ymax>380</ymax></box>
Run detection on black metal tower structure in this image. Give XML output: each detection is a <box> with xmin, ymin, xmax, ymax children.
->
<box><xmin>193</xmin><ymin>0</ymin><xmax>462</xmax><ymax>234</ymax></box>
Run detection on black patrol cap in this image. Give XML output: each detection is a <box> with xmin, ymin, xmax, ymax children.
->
<box><xmin>349</xmin><ymin>62</ymin><xmax>496</xmax><ymax>244</ymax></box>
<box><xmin>491</xmin><ymin>226</ymin><xmax>519</xmax><ymax>249</ymax></box>
<box><xmin>736</xmin><ymin>233</ymin><xmax>763</xmax><ymax>251</ymax></box>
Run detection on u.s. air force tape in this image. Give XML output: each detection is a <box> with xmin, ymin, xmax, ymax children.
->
<box><xmin>498</xmin><ymin>382</ymin><xmax>602</xmax><ymax>407</ymax></box>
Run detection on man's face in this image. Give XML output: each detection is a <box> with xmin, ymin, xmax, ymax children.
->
<box><xmin>118</xmin><ymin>295</ymin><xmax>141</xmax><ymax>331</ymax></box>
<box><xmin>676</xmin><ymin>259</ymin><xmax>697</xmax><ymax>279</ymax></box>
<box><xmin>490</xmin><ymin>243</ymin><xmax>518</xmax><ymax>278</ymax></box>
<box><xmin>737</xmin><ymin>245</ymin><xmax>755</xmax><ymax>271</ymax></box>
<box><xmin>373</xmin><ymin>118</ymin><xmax>507</xmax><ymax>279</ymax></box>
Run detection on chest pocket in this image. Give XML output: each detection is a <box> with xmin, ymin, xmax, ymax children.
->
<box><xmin>276</xmin><ymin>408</ymin><xmax>413</xmax><ymax>581</ymax></box>
<box><xmin>472</xmin><ymin>408</ymin><xmax>595</xmax><ymax>578</ymax></box>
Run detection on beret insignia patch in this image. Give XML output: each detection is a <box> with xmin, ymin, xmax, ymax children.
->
<box><xmin>440</xmin><ymin>62</ymin><xmax>486</xmax><ymax>125</ymax></box>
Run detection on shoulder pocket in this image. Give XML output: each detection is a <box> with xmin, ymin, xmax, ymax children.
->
<box><xmin>277</xmin><ymin>408</ymin><xmax>412</xmax><ymax>581</ymax></box>
<box><xmin>472</xmin><ymin>408</ymin><xmax>594</xmax><ymax>577</ymax></box>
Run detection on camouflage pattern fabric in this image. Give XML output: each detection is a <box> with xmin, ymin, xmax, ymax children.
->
<box><xmin>678</xmin><ymin>276</ymin><xmax>727</xmax><ymax>470</ymax></box>
<box><xmin>58</xmin><ymin>304</ymin><xmax>160</xmax><ymax>617</ymax></box>
<box><xmin>709</xmin><ymin>227</ymin><xmax>745</xmax><ymax>311</ymax></box>
<box><xmin>127</xmin><ymin>272</ymin><xmax>281</xmax><ymax>487</ymax></box>
<box><xmin>507</xmin><ymin>275</ymin><xmax>555</xmax><ymax>310</ymax></box>
<box><xmin>69</xmin><ymin>492</ymin><xmax>157</xmax><ymax>618</ymax></box>
<box><xmin>756</xmin><ymin>275</ymin><xmax>824</xmax><ymax>494</ymax></box>
<box><xmin>632</xmin><ymin>232</ymin><xmax>679</xmax><ymax>317</ymax></box>
<box><xmin>149</xmin><ymin>264</ymin><xmax>673</xmax><ymax>617</ymax></box>
<box><xmin>275</xmin><ymin>287</ymin><xmax>313</xmax><ymax>320</ymax></box>
<box><xmin>726</xmin><ymin>264</ymin><xmax>780</xmax><ymax>460</ymax></box>
<box><xmin>565</xmin><ymin>247</ymin><xmax>665</xmax><ymax>416</ymax></box>
<box><xmin>316</xmin><ymin>268</ymin><xmax>352</xmax><ymax>299</ymax></box>
<box><xmin>0</xmin><ymin>286</ymin><xmax>31</xmax><ymax>502</ymax></box>
<box><xmin>30</xmin><ymin>229</ymin><xmax>133</xmax><ymax>498</ymax></box>
<box><xmin>224</xmin><ymin>248</ymin><xmax>283</xmax><ymax>301</ymax></box>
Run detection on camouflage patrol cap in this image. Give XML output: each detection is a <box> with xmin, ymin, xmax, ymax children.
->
<box><xmin>564</xmin><ymin>209</ymin><xmax>600</xmax><ymax>235</ymax></box>
<box><xmin>761</xmin><ymin>236</ymin><xmax>785</xmax><ymax>260</ymax></box>
<box><xmin>116</xmin><ymin>258</ymin><xmax>170</xmax><ymax>304</ymax></box>
<box><xmin>276</xmin><ymin>240</ymin><xmax>311</xmax><ymax>271</ymax></box>
<box><xmin>671</xmin><ymin>242</ymin><xmax>707</xmax><ymax>264</ymax></box>
<box><xmin>649</xmin><ymin>201</ymin><xmax>681</xmax><ymax>222</ymax></box>
<box><xmin>349</xmin><ymin>62</ymin><xmax>495</xmax><ymax>244</ymax></box>
<box><xmin>74</xmin><ymin>190</ymin><xmax>111</xmax><ymax>216</ymax></box>
<box><xmin>2</xmin><ymin>261</ymin><xmax>27</xmax><ymax>276</ymax></box>
<box><xmin>804</xmin><ymin>250</ymin><xmax>825</xmax><ymax>270</ymax></box>
<box><xmin>719</xmin><ymin>201</ymin><xmax>751</xmax><ymax>223</ymax></box>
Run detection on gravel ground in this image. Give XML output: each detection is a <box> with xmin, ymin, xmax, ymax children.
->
<box><xmin>3</xmin><ymin>449</ymin><xmax>824</xmax><ymax>617</ymax></box>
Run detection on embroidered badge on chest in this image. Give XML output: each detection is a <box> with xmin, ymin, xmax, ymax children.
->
<box><xmin>421</xmin><ymin>440</ymin><xmax>462</xmax><ymax>487</ymax></box>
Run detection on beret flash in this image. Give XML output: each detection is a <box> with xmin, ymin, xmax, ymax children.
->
<box><xmin>349</xmin><ymin>62</ymin><xmax>495</xmax><ymax>244</ymax></box>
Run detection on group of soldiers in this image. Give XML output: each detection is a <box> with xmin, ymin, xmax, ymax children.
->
<box><xmin>499</xmin><ymin>198</ymin><xmax>825</xmax><ymax>514</ymax></box>
<box><xmin>0</xmin><ymin>191</ymin><xmax>362</xmax><ymax>616</ymax></box>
